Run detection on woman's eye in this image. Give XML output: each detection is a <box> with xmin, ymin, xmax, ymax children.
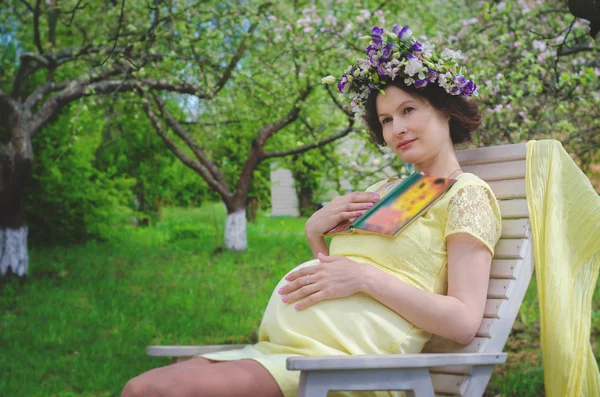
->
<box><xmin>381</xmin><ymin>117</ymin><xmax>392</xmax><ymax>125</ymax></box>
<box><xmin>403</xmin><ymin>107</ymin><xmax>415</xmax><ymax>115</ymax></box>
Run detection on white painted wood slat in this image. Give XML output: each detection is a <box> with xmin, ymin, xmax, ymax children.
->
<box><xmin>484</xmin><ymin>299</ymin><xmax>508</xmax><ymax>319</ymax></box>
<box><xmin>476</xmin><ymin>318</ymin><xmax>496</xmax><ymax>338</ymax></box>
<box><xmin>488</xmin><ymin>179</ymin><xmax>526</xmax><ymax>199</ymax></box>
<box><xmin>456</xmin><ymin>143</ymin><xmax>527</xmax><ymax>165</ymax></box>
<box><xmin>422</xmin><ymin>337</ymin><xmax>490</xmax><ymax>354</ymax></box>
<box><xmin>498</xmin><ymin>199</ymin><xmax>529</xmax><ymax>218</ymax></box>
<box><xmin>501</xmin><ymin>219</ymin><xmax>530</xmax><ymax>238</ymax></box>
<box><xmin>490</xmin><ymin>259</ymin><xmax>522</xmax><ymax>279</ymax></box>
<box><xmin>494</xmin><ymin>239</ymin><xmax>527</xmax><ymax>259</ymax></box>
<box><xmin>488</xmin><ymin>279</ymin><xmax>514</xmax><ymax>299</ymax></box>
<box><xmin>430</xmin><ymin>373</ymin><xmax>469</xmax><ymax>395</ymax></box>
<box><xmin>429</xmin><ymin>365</ymin><xmax>473</xmax><ymax>376</ymax></box>
<box><xmin>462</xmin><ymin>160</ymin><xmax>526</xmax><ymax>182</ymax></box>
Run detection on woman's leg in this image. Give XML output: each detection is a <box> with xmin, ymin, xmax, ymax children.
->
<box><xmin>121</xmin><ymin>357</ymin><xmax>284</xmax><ymax>397</ymax></box>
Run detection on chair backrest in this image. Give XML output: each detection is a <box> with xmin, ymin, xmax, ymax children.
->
<box><xmin>422</xmin><ymin>143</ymin><xmax>534</xmax><ymax>396</ymax></box>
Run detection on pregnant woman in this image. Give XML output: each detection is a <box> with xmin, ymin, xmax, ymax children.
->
<box><xmin>121</xmin><ymin>24</ymin><xmax>501</xmax><ymax>397</ymax></box>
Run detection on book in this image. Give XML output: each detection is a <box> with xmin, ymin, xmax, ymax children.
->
<box><xmin>325</xmin><ymin>172</ymin><xmax>457</xmax><ymax>237</ymax></box>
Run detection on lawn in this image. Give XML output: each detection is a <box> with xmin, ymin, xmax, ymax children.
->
<box><xmin>1</xmin><ymin>203</ymin><xmax>598</xmax><ymax>396</ymax></box>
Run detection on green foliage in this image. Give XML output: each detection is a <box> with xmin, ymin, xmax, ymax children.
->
<box><xmin>93</xmin><ymin>95</ymin><xmax>217</xmax><ymax>219</ymax></box>
<box><xmin>26</xmin><ymin>101</ymin><xmax>137</xmax><ymax>244</ymax></box>
<box><xmin>2</xmin><ymin>206</ymin><xmax>599</xmax><ymax>396</ymax></box>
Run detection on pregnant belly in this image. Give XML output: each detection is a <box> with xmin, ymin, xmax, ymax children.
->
<box><xmin>258</xmin><ymin>261</ymin><xmax>422</xmax><ymax>355</ymax></box>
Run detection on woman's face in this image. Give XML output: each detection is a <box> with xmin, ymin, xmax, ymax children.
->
<box><xmin>376</xmin><ymin>85</ymin><xmax>453</xmax><ymax>166</ymax></box>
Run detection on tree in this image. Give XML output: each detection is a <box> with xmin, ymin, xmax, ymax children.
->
<box><xmin>3</xmin><ymin>0</ymin><xmax>388</xmax><ymax>276</ymax></box>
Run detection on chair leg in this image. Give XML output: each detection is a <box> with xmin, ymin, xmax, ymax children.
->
<box><xmin>296</xmin><ymin>368</ymin><xmax>435</xmax><ymax>397</ymax></box>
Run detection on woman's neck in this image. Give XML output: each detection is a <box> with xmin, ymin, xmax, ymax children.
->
<box><xmin>414</xmin><ymin>151</ymin><xmax>462</xmax><ymax>178</ymax></box>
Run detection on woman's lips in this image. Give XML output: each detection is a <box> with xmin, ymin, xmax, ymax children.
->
<box><xmin>397</xmin><ymin>139</ymin><xmax>417</xmax><ymax>149</ymax></box>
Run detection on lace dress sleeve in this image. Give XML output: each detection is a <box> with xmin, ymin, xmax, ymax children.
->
<box><xmin>444</xmin><ymin>184</ymin><xmax>502</xmax><ymax>255</ymax></box>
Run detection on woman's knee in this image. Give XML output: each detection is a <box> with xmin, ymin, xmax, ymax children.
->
<box><xmin>121</xmin><ymin>376</ymin><xmax>146</xmax><ymax>397</ymax></box>
<box><xmin>121</xmin><ymin>376</ymin><xmax>172</xmax><ymax>397</ymax></box>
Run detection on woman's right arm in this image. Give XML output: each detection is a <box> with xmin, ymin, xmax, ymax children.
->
<box><xmin>304</xmin><ymin>192</ymin><xmax>379</xmax><ymax>258</ymax></box>
<box><xmin>305</xmin><ymin>233</ymin><xmax>329</xmax><ymax>258</ymax></box>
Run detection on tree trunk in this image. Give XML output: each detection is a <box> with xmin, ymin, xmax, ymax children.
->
<box><xmin>0</xmin><ymin>138</ymin><xmax>33</xmax><ymax>277</ymax></box>
<box><xmin>569</xmin><ymin>0</ymin><xmax>600</xmax><ymax>38</ymax></box>
<box><xmin>298</xmin><ymin>185</ymin><xmax>315</xmax><ymax>217</ymax></box>
<box><xmin>224</xmin><ymin>208</ymin><xmax>247</xmax><ymax>251</ymax></box>
<box><xmin>247</xmin><ymin>197</ymin><xmax>259</xmax><ymax>222</ymax></box>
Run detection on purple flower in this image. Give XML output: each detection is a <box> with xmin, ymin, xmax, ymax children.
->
<box><xmin>449</xmin><ymin>86</ymin><xmax>462</xmax><ymax>95</ymax></box>
<box><xmin>371</xmin><ymin>38</ymin><xmax>382</xmax><ymax>49</ymax></box>
<box><xmin>369</xmin><ymin>53</ymin><xmax>378</xmax><ymax>66</ymax></box>
<box><xmin>380</xmin><ymin>44</ymin><xmax>394</xmax><ymax>60</ymax></box>
<box><xmin>395</xmin><ymin>25</ymin><xmax>411</xmax><ymax>41</ymax></box>
<box><xmin>372</xmin><ymin>26</ymin><xmax>384</xmax><ymax>40</ymax></box>
<box><xmin>338</xmin><ymin>75</ymin><xmax>349</xmax><ymax>93</ymax></box>
<box><xmin>415</xmin><ymin>79</ymin><xmax>428</xmax><ymax>88</ymax></box>
<box><xmin>366</xmin><ymin>45</ymin><xmax>378</xmax><ymax>57</ymax></box>
<box><xmin>427</xmin><ymin>69</ymin><xmax>437</xmax><ymax>82</ymax></box>
<box><xmin>406</xmin><ymin>53</ymin><xmax>416</xmax><ymax>60</ymax></box>
<box><xmin>455</xmin><ymin>75</ymin><xmax>468</xmax><ymax>87</ymax></box>
<box><xmin>377</xmin><ymin>62</ymin><xmax>388</xmax><ymax>77</ymax></box>
<box><xmin>410</xmin><ymin>42</ymin><xmax>423</xmax><ymax>53</ymax></box>
<box><xmin>461</xmin><ymin>80</ymin><xmax>477</xmax><ymax>95</ymax></box>
<box><xmin>392</xmin><ymin>24</ymin><xmax>402</xmax><ymax>36</ymax></box>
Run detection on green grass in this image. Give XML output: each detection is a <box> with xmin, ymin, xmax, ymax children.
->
<box><xmin>0</xmin><ymin>204</ymin><xmax>598</xmax><ymax>396</ymax></box>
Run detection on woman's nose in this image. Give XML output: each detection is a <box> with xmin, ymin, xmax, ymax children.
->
<box><xmin>392</xmin><ymin>120</ymin><xmax>406</xmax><ymax>135</ymax></box>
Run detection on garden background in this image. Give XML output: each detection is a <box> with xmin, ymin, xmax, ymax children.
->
<box><xmin>1</xmin><ymin>0</ymin><xmax>599</xmax><ymax>396</ymax></box>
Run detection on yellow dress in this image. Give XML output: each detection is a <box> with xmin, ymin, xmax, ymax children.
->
<box><xmin>201</xmin><ymin>173</ymin><xmax>502</xmax><ymax>397</ymax></box>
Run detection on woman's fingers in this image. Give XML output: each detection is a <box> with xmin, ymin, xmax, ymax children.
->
<box><xmin>348</xmin><ymin>191</ymin><xmax>380</xmax><ymax>203</ymax></box>
<box><xmin>294</xmin><ymin>290</ymin><xmax>328</xmax><ymax>310</ymax></box>
<box><xmin>283</xmin><ymin>282</ymin><xmax>320</xmax><ymax>304</ymax></box>
<box><xmin>284</xmin><ymin>265</ymin><xmax>320</xmax><ymax>283</ymax></box>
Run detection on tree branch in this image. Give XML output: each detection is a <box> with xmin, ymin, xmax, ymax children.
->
<box><xmin>60</xmin><ymin>0</ymin><xmax>87</xmax><ymax>27</ymax></box>
<box><xmin>33</xmin><ymin>0</ymin><xmax>44</xmax><ymax>54</ymax></box>
<box><xmin>23</xmin><ymin>66</ymin><xmax>126</xmax><ymax>112</ymax></box>
<box><xmin>150</xmin><ymin>93</ymin><xmax>229</xmax><ymax>189</ymax></box>
<box><xmin>557</xmin><ymin>44</ymin><xmax>595</xmax><ymax>56</ymax></box>
<box><xmin>324</xmin><ymin>84</ymin><xmax>353</xmax><ymax>117</ymax></box>
<box><xmin>262</xmin><ymin>121</ymin><xmax>355</xmax><ymax>159</ymax></box>
<box><xmin>0</xmin><ymin>89</ymin><xmax>20</xmax><ymax>115</ymax></box>
<box><xmin>233</xmin><ymin>83</ymin><xmax>312</xmax><ymax>202</ymax></box>
<box><xmin>212</xmin><ymin>20</ymin><xmax>259</xmax><ymax>97</ymax></box>
<box><xmin>138</xmin><ymin>92</ymin><xmax>233</xmax><ymax>205</ymax></box>
<box><xmin>28</xmin><ymin>76</ymin><xmax>209</xmax><ymax>138</ymax></box>
<box><xmin>100</xmin><ymin>0</ymin><xmax>126</xmax><ymax>65</ymax></box>
<box><xmin>255</xmin><ymin>83</ymin><xmax>313</xmax><ymax>147</ymax></box>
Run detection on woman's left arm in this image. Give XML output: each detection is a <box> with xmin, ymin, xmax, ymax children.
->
<box><xmin>282</xmin><ymin>232</ymin><xmax>491</xmax><ymax>345</ymax></box>
<box><xmin>361</xmin><ymin>232</ymin><xmax>491</xmax><ymax>345</ymax></box>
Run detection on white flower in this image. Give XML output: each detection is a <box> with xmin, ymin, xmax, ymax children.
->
<box><xmin>399</xmin><ymin>28</ymin><xmax>413</xmax><ymax>42</ymax></box>
<box><xmin>441</xmin><ymin>48</ymin><xmax>463</xmax><ymax>61</ymax></box>
<box><xmin>421</xmin><ymin>42</ymin><xmax>435</xmax><ymax>58</ymax></box>
<box><xmin>404</xmin><ymin>57</ymin><xmax>425</xmax><ymax>76</ymax></box>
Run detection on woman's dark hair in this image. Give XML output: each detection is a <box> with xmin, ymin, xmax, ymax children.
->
<box><xmin>363</xmin><ymin>78</ymin><xmax>482</xmax><ymax>146</ymax></box>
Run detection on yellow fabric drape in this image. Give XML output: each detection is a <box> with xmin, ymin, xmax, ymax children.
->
<box><xmin>526</xmin><ymin>140</ymin><xmax>600</xmax><ymax>397</ymax></box>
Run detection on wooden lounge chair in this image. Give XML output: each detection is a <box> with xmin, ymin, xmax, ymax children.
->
<box><xmin>147</xmin><ymin>143</ymin><xmax>533</xmax><ymax>397</ymax></box>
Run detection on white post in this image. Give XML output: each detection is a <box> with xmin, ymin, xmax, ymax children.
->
<box><xmin>224</xmin><ymin>210</ymin><xmax>247</xmax><ymax>252</ymax></box>
<box><xmin>0</xmin><ymin>226</ymin><xmax>29</xmax><ymax>276</ymax></box>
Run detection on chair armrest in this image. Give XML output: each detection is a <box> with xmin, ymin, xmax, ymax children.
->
<box><xmin>287</xmin><ymin>352</ymin><xmax>506</xmax><ymax>371</ymax></box>
<box><xmin>146</xmin><ymin>344</ymin><xmax>248</xmax><ymax>357</ymax></box>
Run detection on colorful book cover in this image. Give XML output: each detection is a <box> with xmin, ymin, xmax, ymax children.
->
<box><xmin>326</xmin><ymin>173</ymin><xmax>457</xmax><ymax>237</ymax></box>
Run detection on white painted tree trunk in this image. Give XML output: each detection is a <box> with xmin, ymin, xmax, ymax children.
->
<box><xmin>0</xmin><ymin>227</ymin><xmax>29</xmax><ymax>276</ymax></box>
<box><xmin>224</xmin><ymin>210</ymin><xmax>247</xmax><ymax>252</ymax></box>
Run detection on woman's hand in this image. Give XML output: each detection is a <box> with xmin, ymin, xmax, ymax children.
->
<box><xmin>278</xmin><ymin>253</ymin><xmax>372</xmax><ymax>310</ymax></box>
<box><xmin>304</xmin><ymin>192</ymin><xmax>380</xmax><ymax>237</ymax></box>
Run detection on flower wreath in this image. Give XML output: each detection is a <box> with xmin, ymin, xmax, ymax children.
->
<box><xmin>322</xmin><ymin>25</ymin><xmax>478</xmax><ymax>117</ymax></box>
